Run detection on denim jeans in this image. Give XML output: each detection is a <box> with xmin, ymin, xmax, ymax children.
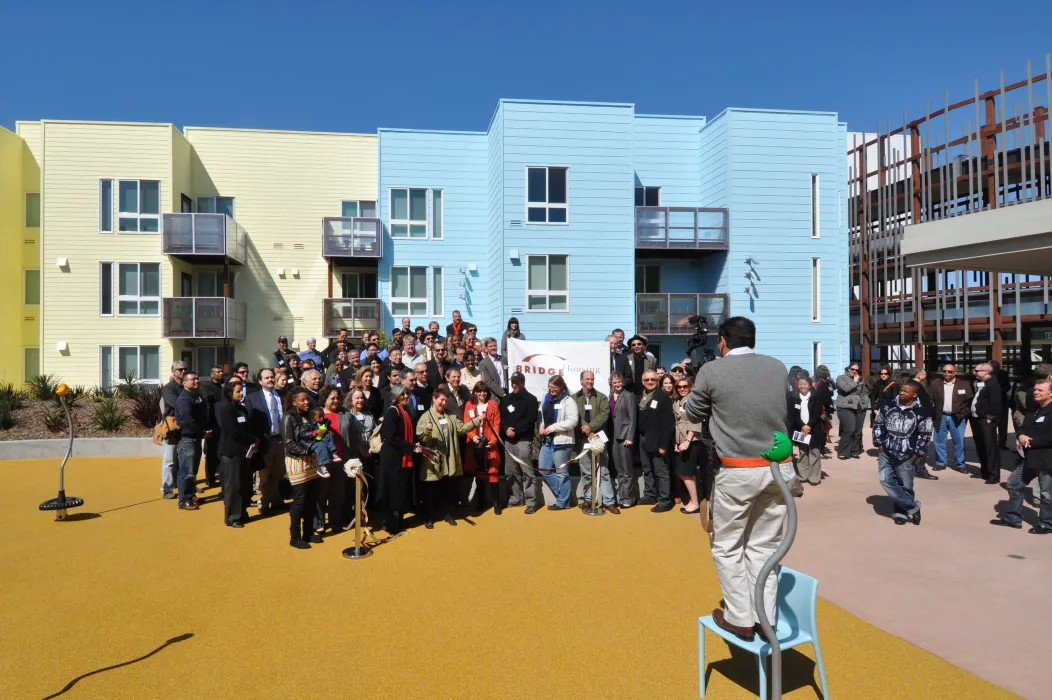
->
<box><xmin>933</xmin><ymin>415</ymin><xmax>966</xmax><ymax>467</ymax></box>
<box><xmin>877</xmin><ymin>451</ymin><xmax>919</xmax><ymax>520</ymax></box>
<box><xmin>161</xmin><ymin>442</ymin><xmax>177</xmax><ymax>494</ymax></box>
<box><xmin>579</xmin><ymin>450</ymin><xmax>615</xmax><ymax>506</ymax></box>
<box><xmin>1000</xmin><ymin>462</ymin><xmax>1052</xmax><ymax>528</ymax></box>
<box><xmin>176</xmin><ymin>437</ymin><xmax>202</xmax><ymax>506</ymax></box>
<box><xmin>539</xmin><ymin>442</ymin><xmax>571</xmax><ymax>508</ymax></box>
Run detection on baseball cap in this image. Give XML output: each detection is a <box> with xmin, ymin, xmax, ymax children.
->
<box><xmin>510</xmin><ymin>371</ymin><xmax>525</xmax><ymax>383</ymax></box>
<box><xmin>671</xmin><ymin>364</ymin><xmax>684</xmax><ymax>372</ymax></box>
<box><xmin>278</xmin><ymin>335</ymin><xmax>288</xmax><ymax>342</ymax></box>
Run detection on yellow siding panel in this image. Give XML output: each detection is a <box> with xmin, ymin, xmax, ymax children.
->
<box><xmin>0</xmin><ymin>128</ymin><xmax>26</xmax><ymax>384</ymax></box>
<box><xmin>183</xmin><ymin>128</ymin><xmax>377</xmax><ymax>369</ymax></box>
<box><xmin>40</xmin><ymin>122</ymin><xmax>175</xmax><ymax>386</ymax></box>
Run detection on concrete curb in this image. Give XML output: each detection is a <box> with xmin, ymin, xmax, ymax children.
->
<box><xmin>0</xmin><ymin>438</ymin><xmax>158</xmax><ymax>460</ymax></box>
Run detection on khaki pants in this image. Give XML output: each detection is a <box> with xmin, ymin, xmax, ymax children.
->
<box><xmin>711</xmin><ymin>467</ymin><xmax>787</xmax><ymax>628</ymax></box>
<box><xmin>796</xmin><ymin>446</ymin><xmax>823</xmax><ymax>485</ymax></box>
<box><xmin>257</xmin><ymin>438</ymin><xmax>286</xmax><ymax>510</ymax></box>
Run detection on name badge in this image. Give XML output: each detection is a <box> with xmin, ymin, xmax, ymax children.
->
<box><xmin>650</xmin><ymin>400</ymin><xmax>658</xmax><ymax>409</ymax></box>
<box><xmin>794</xmin><ymin>404</ymin><xmax>801</xmax><ymax>409</ymax></box>
<box><xmin>237</xmin><ymin>416</ymin><xmax>246</xmax><ymax>423</ymax></box>
<box><xmin>507</xmin><ymin>405</ymin><xmax>516</xmax><ymax>413</ymax></box>
<box><xmin>957</xmin><ymin>389</ymin><xmax>966</xmax><ymax>395</ymax></box>
<box><xmin>584</xmin><ymin>403</ymin><xmax>592</xmax><ymax>411</ymax></box>
<box><xmin>1038</xmin><ymin>417</ymin><xmax>1046</xmax><ymax>423</ymax></box>
<box><xmin>468</xmin><ymin>409</ymin><xmax>475</xmax><ymax>418</ymax></box>
<box><xmin>554</xmin><ymin>405</ymin><xmax>562</xmax><ymax>412</ymax></box>
<box><xmin>438</xmin><ymin>418</ymin><xmax>448</xmax><ymax>426</ymax></box>
<box><xmin>278</xmin><ymin>360</ymin><xmax>285</xmax><ymax>366</ymax></box>
<box><xmin>417</xmin><ymin>405</ymin><xmax>425</xmax><ymax>411</ymax></box>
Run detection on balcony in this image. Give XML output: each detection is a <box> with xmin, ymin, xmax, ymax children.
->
<box><xmin>162</xmin><ymin>297</ymin><xmax>247</xmax><ymax>340</ymax></box>
<box><xmin>162</xmin><ymin>213</ymin><xmax>247</xmax><ymax>265</ymax></box>
<box><xmin>323</xmin><ymin>298</ymin><xmax>383</xmax><ymax>337</ymax></box>
<box><xmin>635</xmin><ymin>293</ymin><xmax>729</xmax><ymax>336</ymax></box>
<box><xmin>635</xmin><ymin>207</ymin><xmax>729</xmax><ymax>256</ymax></box>
<box><xmin>322</xmin><ymin>217</ymin><xmax>382</xmax><ymax>261</ymax></box>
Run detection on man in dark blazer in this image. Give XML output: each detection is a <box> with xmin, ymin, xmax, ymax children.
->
<box><xmin>607</xmin><ymin>334</ymin><xmax>632</xmax><ymax>393</ymax></box>
<box><xmin>607</xmin><ymin>372</ymin><xmax>637</xmax><ymax>508</ymax></box>
<box><xmin>637</xmin><ymin>369</ymin><xmax>675</xmax><ymax>512</ymax></box>
<box><xmin>971</xmin><ymin>363</ymin><xmax>1002</xmax><ymax>484</ymax></box>
<box><xmin>992</xmin><ymin>377</ymin><xmax>1052</xmax><ymax>533</ymax></box>
<box><xmin>930</xmin><ymin>364</ymin><xmax>974</xmax><ymax>473</ymax></box>
<box><xmin>244</xmin><ymin>368</ymin><xmax>286</xmax><ymax>515</ymax></box>
<box><xmin>990</xmin><ymin>360</ymin><xmax>1012</xmax><ymax>450</ymax></box>
<box><xmin>479</xmin><ymin>337</ymin><xmax>506</xmax><ymax>399</ymax></box>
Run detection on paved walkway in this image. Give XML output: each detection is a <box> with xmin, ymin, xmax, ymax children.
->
<box><xmin>784</xmin><ymin>427</ymin><xmax>1047</xmax><ymax>700</ymax></box>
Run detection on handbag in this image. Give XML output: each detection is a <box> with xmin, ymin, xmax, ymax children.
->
<box><xmin>368</xmin><ymin>426</ymin><xmax>383</xmax><ymax>455</ymax></box>
<box><xmin>152</xmin><ymin>415</ymin><xmax>180</xmax><ymax>446</ymax></box>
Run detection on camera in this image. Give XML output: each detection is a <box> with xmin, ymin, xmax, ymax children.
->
<box><xmin>685</xmin><ymin>314</ymin><xmax>715</xmax><ymax>370</ymax></box>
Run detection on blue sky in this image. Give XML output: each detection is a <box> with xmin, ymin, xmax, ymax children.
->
<box><xmin>2</xmin><ymin>0</ymin><xmax>1050</xmax><ymax>134</ymax></box>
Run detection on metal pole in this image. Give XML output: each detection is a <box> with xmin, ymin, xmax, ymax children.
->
<box><xmin>754</xmin><ymin>460</ymin><xmax>798</xmax><ymax>700</ymax></box>
<box><xmin>342</xmin><ymin>469</ymin><xmax>373</xmax><ymax>560</ymax></box>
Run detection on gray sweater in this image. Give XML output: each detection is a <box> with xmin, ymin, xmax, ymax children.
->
<box><xmin>681</xmin><ymin>351</ymin><xmax>788</xmax><ymax>460</ymax></box>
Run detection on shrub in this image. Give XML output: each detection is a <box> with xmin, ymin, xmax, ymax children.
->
<box><xmin>0</xmin><ymin>383</ymin><xmax>27</xmax><ymax>411</ymax></box>
<box><xmin>130</xmin><ymin>389</ymin><xmax>162</xmax><ymax>428</ymax></box>
<box><xmin>90</xmin><ymin>385</ymin><xmax>117</xmax><ymax>402</ymax></box>
<box><xmin>116</xmin><ymin>371</ymin><xmax>143</xmax><ymax>399</ymax></box>
<box><xmin>26</xmin><ymin>373</ymin><xmax>60</xmax><ymax>401</ymax></box>
<box><xmin>0</xmin><ymin>403</ymin><xmax>12</xmax><ymax>430</ymax></box>
<box><xmin>42</xmin><ymin>404</ymin><xmax>67</xmax><ymax>433</ymax></box>
<box><xmin>52</xmin><ymin>384</ymin><xmax>86</xmax><ymax>408</ymax></box>
<box><xmin>91</xmin><ymin>398</ymin><xmax>126</xmax><ymax>432</ymax></box>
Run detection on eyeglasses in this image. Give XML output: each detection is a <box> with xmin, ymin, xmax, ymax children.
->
<box><xmin>849</xmin><ymin>367</ymin><xmax>860</xmax><ymax>372</ymax></box>
<box><xmin>643</xmin><ymin>378</ymin><xmax>657</xmax><ymax>383</ymax></box>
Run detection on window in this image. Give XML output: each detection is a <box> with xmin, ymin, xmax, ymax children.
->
<box><xmin>102</xmin><ymin>345</ymin><xmax>161</xmax><ymax>385</ymax></box>
<box><xmin>341</xmin><ymin>271</ymin><xmax>378</xmax><ymax>299</ymax></box>
<box><xmin>100</xmin><ymin>179</ymin><xmax>113</xmax><ymax>233</ymax></box>
<box><xmin>389</xmin><ymin>188</ymin><xmax>441</xmax><ymax>239</ymax></box>
<box><xmin>196</xmin><ymin>196</ymin><xmax>235</xmax><ymax>218</ymax></box>
<box><xmin>526</xmin><ymin>167</ymin><xmax>568</xmax><ymax>223</ymax></box>
<box><xmin>117</xmin><ymin>180</ymin><xmax>160</xmax><ymax>232</ymax></box>
<box><xmin>810</xmin><ymin>174</ymin><xmax>820</xmax><ymax>238</ymax></box>
<box><xmin>24</xmin><ymin>270</ymin><xmax>40</xmax><ymax>305</ymax></box>
<box><xmin>23</xmin><ymin>347</ymin><xmax>40</xmax><ymax>384</ymax></box>
<box><xmin>648</xmin><ymin>344</ymin><xmax>662</xmax><ymax>364</ymax></box>
<box><xmin>24</xmin><ymin>193</ymin><xmax>40</xmax><ymax>228</ymax></box>
<box><xmin>391</xmin><ymin>266</ymin><xmax>442</xmax><ymax>316</ymax></box>
<box><xmin>117</xmin><ymin>263</ymin><xmax>160</xmax><ymax>315</ymax></box>
<box><xmin>526</xmin><ymin>254</ymin><xmax>569</xmax><ymax>311</ymax></box>
<box><xmin>811</xmin><ymin>257</ymin><xmax>821</xmax><ymax>322</ymax></box>
<box><xmin>634</xmin><ymin>186</ymin><xmax>661</xmax><ymax>207</ymax></box>
<box><xmin>635</xmin><ymin>264</ymin><xmax>661</xmax><ymax>294</ymax></box>
<box><xmin>196</xmin><ymin>271</ymin><xmax>233</xmax><ymax>297</ymax></box>
<box><xmin>197</xmin><ymin>347</ymin><xmax>219</xmax><ymax>374</ymax></box>
<box><xmin>813</xmin><ymin>342</ymin><xmax>822</xmax><ymax>371</ymax></box>
<box><xmin>342</xmin><ymin>200</ymin><xmax>378</xmax><ymax>218</ymax></box>
<box><xmin>100</xmin><ymin>262</ymin><xmax>113</xmax><ymax>315</ymax></box>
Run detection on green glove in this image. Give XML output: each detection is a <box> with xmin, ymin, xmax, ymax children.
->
<box><xmin>760</xmin><ymin>431</ymin><xmax>792</xmax><ymax>463</ymax></box>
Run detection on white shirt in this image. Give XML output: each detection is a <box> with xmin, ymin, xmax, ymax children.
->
<box><xmin>798</xmin><ymin>391</ymin><xmax>810</xmax><ymax>424</ymax></box>
<box><xmin>262</xmin><ymin>388</ymin><xmax>282</xmax><ymax>435</ymax></box>
<box><xmin>723</xmin><ymin>347</ymin><xmax>755</xmax><ymax>357</ymax></box>
<box><xmin>972</xmin><ymin>381</ymin><xmax>984</xmax><ymax>418</ymax></box>
<box><xmin>492</xmin><ymin>356</ymin><xmax>505</xmax><ymax>388</ymax></box>
<box><xmin>942</xmin><ymin>381</ymin><xmax>955</xmax><ymax>414</ymax></box>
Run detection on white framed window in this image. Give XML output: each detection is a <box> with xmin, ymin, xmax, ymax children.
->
<box><xmin>23</xmin><ymin>269</ymin><xmax>40</xmax><ymax>305</ymax></box>
<box><xmin>811</xmin><ymin>257</ymin><xmax>821</xmax><ymax>322</ymax></box>
<box><xmin>391</xmin><ymin>266</ymin><xmax>442</xmax><ymax>316</ymax></box>
<box><xmin>388</xmin><ymin>188</ymin><xmax>443</xmax><ymax>239</ymax></box>
<box><xmin>100</xmin><ymin>179</ymin><xmax>113</xmax><ymax>233</ymax></box>
<box><xmin>813</xmin><ymin>342</ymin><xmax>822</xmax><ymax>372</ymax></box>
<box><xmin>101</xmin><ymin>345</ymin><xmax>160</xmax><ymax>385</ymax></box>
<box><xmin>24</xmin><ymin>193</ymin><xmax>40</xmax><ymax>228</ymax></box>
<box><xmin>810</xmin><ymin>174</ymin><xmax>820</xmax><ymax>238</ymax></box>
<box><xmin>116</xmin><ymin>262</ymin><xmax>160</xmax><ymax>316</ymax></box>
<box><xmin>526</xmin><ymin>254</ymin><xmax>569</xmax><ymax>311</ymax></box>
<box><xmin>117</xmin><ymin>179</ymin><xmax>160</xmax><ymax>232</ymax></box>
<box><xmin>196</xmin><ymin>196</ymin><xmax>235</xmax><ymax>218</ymax></box>
<box><xmin>100</xmin><ymin>262</ymin><xmax>113</xmax><ymax>315</ymax></box>
<box><xmin>635</xmin><ymin>264</ymin><xmax>661</xmax><ymax>293</ymax></box>
<box><xmin>197</xmin><ymin>347</ymin><xmax>219</xmax><ymax>374</ymax></box>
<box><xmin>341</xmin><ymin>200</ymin><xmax>378</xmax><ymax>218</ymax></box>
<box><xmin>341</xmin><ymin>271</ymin><xmax>378</xmax><ymax>299</ymax></box>
<box><xmin>23</xmin><ymin>347</ymin><xmax>40</xmax><ymax>384</ymax></box>
<box><xmin>634</xmin><ymin>186</ymin><xmax>660</xmax><ymax>207</ymax></box>
<box><xmin>526</xmin><ymin>167</ymin><xmax>568</xmax><ymax>224</ymax></box>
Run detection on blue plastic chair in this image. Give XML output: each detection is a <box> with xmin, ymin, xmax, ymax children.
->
<box><xmin>698</xmin><ymin>566</ymin><xmax>829</xmax><ymax>700</ymax></box>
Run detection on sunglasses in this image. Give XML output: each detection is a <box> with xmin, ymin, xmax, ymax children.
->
<box><xmin>676</xmin><ymin>385</ymin><xmax>691</xmax><ymax>390</ymax></box>
<box><xmin>643</xmin><ymin>378</ymin><xmax>657</xmax><ymax>382</ymax></box>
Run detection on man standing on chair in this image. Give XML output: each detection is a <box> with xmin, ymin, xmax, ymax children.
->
<box><xmin>682</xmin><ymin>316</ymin><xmax>789</xmax><ymax>643</ymax></box>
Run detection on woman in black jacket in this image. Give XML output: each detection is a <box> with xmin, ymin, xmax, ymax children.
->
<box><xmin>282</xmin><ymin>388</ymin><xmax>322</xmax><ymax>549</ymax></box>
<box><xmin>376</xmin><ymin>385</ymin><xmax>422</xmax><ymax>535</ymax></box>
<box><xmin>218</xmin><ymin>381</ymin><xmax>258</xmax><ymax>528</ymax></box>
<box><xmin>788</xmin><ymin>375</ymin><xmax>826</xmax><ymax>486</ymax></box>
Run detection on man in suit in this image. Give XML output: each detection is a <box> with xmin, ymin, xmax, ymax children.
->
<box><xmin>992</xmin><ymin>377</ymin><xmax>1052</xmax><ymax>534</ymax></box>
<box><xmin>607</xmin><ymin>334</ymin><xmax>632</xmax><ymax>393</ymax></box>
<box><xmin>607</xmin><ymin>371</ymin><xmax>637</xmax><ymax>508</ymax></box>
<box><xmin>198</xmin><ymin>365</ymin><xmax>225</xmax><ymax>488</ymax></box>
<box><xmin>930</xmin><ymin>364</ymin><xmax>974</xmax><ymax>474</ymax></box>
<box><xmin>625</xmin><ymin>335</ymin><xmax>657</xmax><ymax>395</ymax></box>
<box><xmin>971</xmin><ymin>363</ymin><xmax>1002</xmax><ymax>484</ymax></box>
<box><xmin>245</xmin><ymin>367</ymin><xmax>286</xmax><ymax>516</ymax></box>
<box><xmin>637</xmin><ymin>369</ymin><xmax>675</xmax><ymax>512</ymax></box>
<box><xmin>425</xmin><ymin>340</ymin><xmax>452</xmax><ymax>389</ymax></box>
<box><xmin>990</xmin><ymin>360</ymin><xmax>1012</xmax><ymax>450</ymax></box>
<box><xmin>301</xmin><ymin>369</ymin><xmax>323</xmax><ymax>410</ymax></box>
<box><xmin>446</xmin><ymin>309</ymin><xmax>467</xmax><ymax>339</ymax></box>
<box><xmin>412</xmin><ymin>362</ymin><xmax>434</xmax><ymax>411</ymax></box>
<box><xmin>479</xmin><ymin>337</ymin><xmax>506</xmax><ymax>399</ymax></box>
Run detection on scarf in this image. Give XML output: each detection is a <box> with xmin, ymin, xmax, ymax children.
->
<box><xmin>542</xmin><ymin>391</ymin><xmax>568</xmax><ymax>428</ymax></box>
<box><xmin>452</xmin><ymin>320</ymin><xmax>463</xmax><ymax>336</ymax></box>
<box><xmin>397</xmin><ymin>405</ymin><xmax>414</xmax><ymax>468</ymax></box>
<box><xmin>639</xmin><ymin>389</ymin><xmax>655</xmax><ymax>411</ymax></box>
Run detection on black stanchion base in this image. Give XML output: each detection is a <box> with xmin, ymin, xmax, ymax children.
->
<box><xmin>581</xmin><ymin>506</ymin><xmax>605</xmax><ymax>517</ymax></box>
<box><xmin>341</xmin><ymin>546</ymin><xmax>374</xmax><ymax>560</ymax></box>
<box><xmin>40</xmin><ymin>493</ymin><xmax>84</xmax><ymax>521</ymax></box>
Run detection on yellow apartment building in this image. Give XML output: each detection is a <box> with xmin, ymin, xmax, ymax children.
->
<box><xmin>3</xmin><ymin>121</ymin><xmax>377</xmax><ymax>388</ymax></box>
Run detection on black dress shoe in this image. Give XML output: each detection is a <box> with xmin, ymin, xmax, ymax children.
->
<box><xmin>990</xmin><ymin>518</ymin><xmax>1022</xmax><ymax>529</ymax></box>
<box><xmin>309</xmin><ymin>534</ymin><xmax>324</xmax><ymax>543</ymax></box>
<box><xmin>524</xmin><ymin>506</ymin><xmax>537</xmax><ymax>515</ymax></box>
<box><xmin>916</xmin><ymin>472</ymin><xmax>939</xmax><ymax>480</ymax></box>
<box><xmin>289</xmin><ymin>539</ymin><xmax>311</xmax><ymax>550</ymax></box>
<box><xmin>638</xmin><ymin>498</ymin><xmax>657</xmax><ymax>506</ymax></box>
<box><xmin>494</xmin><ymin>505</ymin><xmax>502</xmax><ymax>515</ymax></box>
<box><xmin>443</xmin><ymin>514</ymin><xmax>457</xmax><ymax>526</ymax></box>
<box><xmin>651</xmin><ymin>503</ymin><xmax>674</xmax><ymax>513</ymax></box>
<box><xmin>985</xmin><ymin>479</ymin><xmax>1001</xmax><ymax>485</ymax></box>
<box><xmin>547</xmin><ymin>504</ymin><xmax>569</xmax><ymax>511</ymax></box>
<box><xmin>424</xmin><ymin>520</ymin><xmax>435</xmax><ymax>529</ymax></box>
<box><xmin>230</xmin><ymin>521</ymin><xmax>244</xmax><ymax>529</ymax></box>
<box><xmin>1029</xmin><ymin>525</ymin><xmax>1052</xmax><ymax>535</ymax></box>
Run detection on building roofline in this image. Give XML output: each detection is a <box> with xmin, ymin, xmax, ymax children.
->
<box><xmin>635</xmin><ymin>113</ymin><xmax>708</xmax><ymax>121</ymax></box>
<box><xmin>709</xmin><ymin>107</ymin><xmax>840</xmax><ymax>120</ymax></box>
<box><xmin>377</xmin><ymin>128</ymin><xmax>486</xmax><ymax>136</ymax></box>
<box><xmin>30</xmin><ymin>118</ymin><xmax>176</xmax><ymax>128</ymax></box>
<box><xmin>182</xmin><ymin>125</ymin><xmax>374</xmax><ymax>138</ymax></box>
<box><xmin>498</xmin><ymin>98</ymin><xmax>634</xmax><ymax>109</ymax></box>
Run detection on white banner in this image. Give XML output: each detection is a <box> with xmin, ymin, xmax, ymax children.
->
<box><xmin>505</xmin><ymin>338</ymin><xmax>610</xmax><ymax>398</ymax></box>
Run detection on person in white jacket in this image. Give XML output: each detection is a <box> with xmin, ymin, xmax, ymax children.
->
<box><xmin>537</xmin><ymin>375</ymin><xmax>579</xmax><ymax>510</ymax></box>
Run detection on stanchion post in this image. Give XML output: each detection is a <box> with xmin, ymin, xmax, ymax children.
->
<box><xmin>582</xmin><ymin>448</ymin><xmax>605</xmax><ymax>516</ymax></box>
<box><xmin>342</xmin><ymin>470</ymin><xmax>373</xmax><ymax>560</ymax></box>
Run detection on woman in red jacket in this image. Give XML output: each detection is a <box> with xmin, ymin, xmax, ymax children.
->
<box><xmin>464</xmin><ymin>381</ymin><xmax>503</xmax><ymax>515</ymax></box>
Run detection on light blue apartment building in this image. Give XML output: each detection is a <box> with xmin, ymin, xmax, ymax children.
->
<box><xmin>376</xmin><ymin>99</ymin><xmax>848</xmax><ymax>373</ymax></box>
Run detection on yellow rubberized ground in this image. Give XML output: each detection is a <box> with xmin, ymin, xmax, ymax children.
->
<box><xmin>1</xmin><ymin>457</ymin><xmax>1017</xmax><ymax>700</ymax></box>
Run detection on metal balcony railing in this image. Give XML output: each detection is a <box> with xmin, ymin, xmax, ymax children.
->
<box><xmin>322</xmin><ymin>217</ymin><xmax>382</xmax><ymax>259</ymax></box>
<box><xmin>635</xmin><ymin>207</ymin><xmax>729</xmax><ymax>250</ymax></box>
<box><xmin>162</xmin><ymin>213</ymin><xmax>248</xmax><ymax>264</ymax></box>
<box><xmin>162</xmin><ymin>297</ymin><xmax>247</xmax><ymax>340</ymax></box>
<box><xmin>635</xmin><ymin>293</ymin><xmax>729</xmax><ymax>336</ymax></box>
<box><xmin>323</xmin><ymin>298</ymin><xmax>383</xmax><ymax>337</ymax></box>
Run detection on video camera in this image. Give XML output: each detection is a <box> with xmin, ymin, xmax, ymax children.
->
<box><xmin>685</xmin><ymin>314</ymin><xmax>716</xmax><ymax>370</ymax></box>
